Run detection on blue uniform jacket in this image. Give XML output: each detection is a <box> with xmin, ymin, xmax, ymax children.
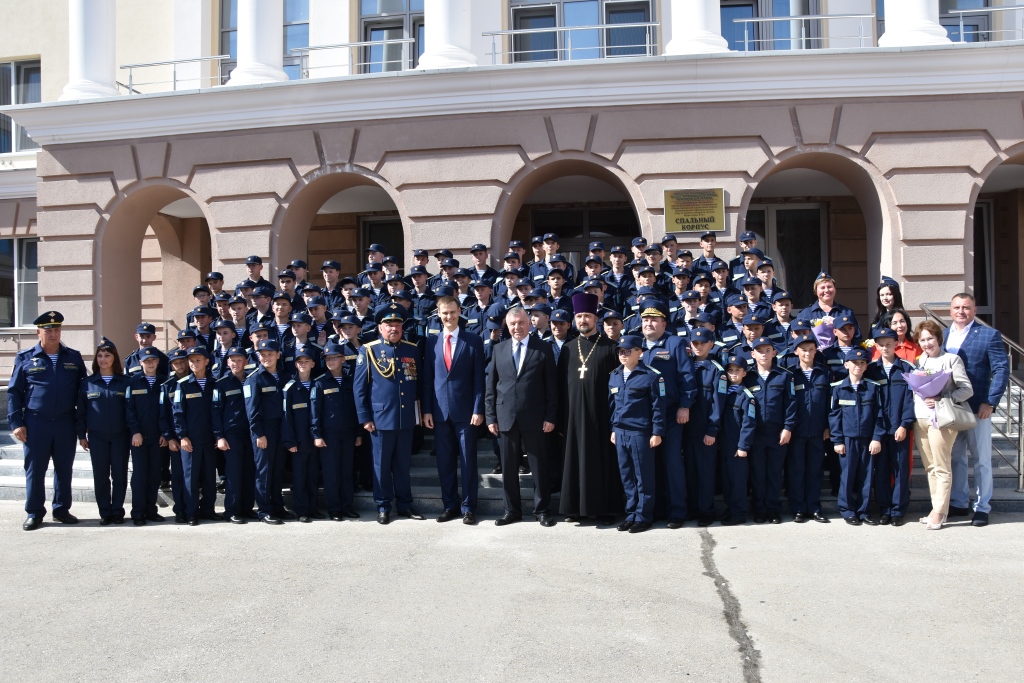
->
<box><xmin>866</xmin><ymin>359</ymin><xmax>917</xmax><ymax>434</ymax></box>
<box><xmin>124</xmin><ymin>347</ymin><xmax>169</xmax><ymax>378</ymax></box>
<box><xmin>7</xmin><ymin>343</ymin><xmax>88</xmax><ymax>429</ymax></box>
<box><xmin>608</xmin><ymin>363</ymin><xmax>666</xmax><ymax>436</ymax></box>
<box><xmin>787</xmin><ymin>365</ymin><xmax>832</xmax><ymax>438</ymax></box>
<box><xmin>746</xmin><ymin>366</ymin><xmax>797</xmax><ymax>429</ymax></box>
<box><xmin>691</xmin><ymin>358</ymin><xmax>728</xmax><ymax>438</ymax></box>
<box><xmin>243</xmin><ymin>366</ymin><xmax>290</xmax><ymax>441</ymax></box>
<box><xmin>797</xmin><ymin>302</ymin><xmax>860</xmax><ymax>339</ymax></box>
<box><xmin>354</xmin><ymin>339</ymin><xmax>420</xmax><ymax>430</ymax></box>
<box><xmin>75</xmin><ymin>373</ymin><xmax>130</xmax><ymax>439</ymax></box>
<box><xmin>721</xmin><ymin>385</ymin><xmax>758</xmax><ymax>451</ymax></box>
<box><xmin>640</xmin><ymin>334</ymin><xmax>696</xmax><ymax>411</ymax></box>
<box><xmin>126</xmin><ymin>373</ymin><xmax>166</xmax><ymax>441</ymax></box>
<box><xmin>311</xmin><ymin>371</ymin><xmax>359</xmax><ymax>438</ymax></box>
<box><xmin>158</xmin><ymin>375</ymin><xmax>184</xmax><ymax>440</ymax></box>
<box><xmin>211</xmin><ymin>373</ymin><xmax>249</xmax><ymax>439</ymax></box>
<box><xmin>422</xmin><ymin>329</ymin><xmax>486</xmax><ymax>423</ymax></box>
<box><xmin>828</xmin><ymin>378</ymin><xmax>886</xmax><ymax>445</ymax></box>
<box><xmin>171</xmin><ymin>375</ymin><xmax>215</xmax><ymax>442</ymax></box>
<box><xmin>819</xmin><ymin>341</ymin><xmax>861</xmax><ymax>381</ymax></box>
<box><xmin>717</xmin><ymin>322</ymin><xmax>746</xmax><ymax>352</ymax></box>
<box><xmin>280</xmin><ymin>379</ymin><xmax>314</xmax><ymax>452</ymax></box>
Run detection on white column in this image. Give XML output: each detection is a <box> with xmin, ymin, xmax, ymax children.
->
<box><xmin>225</xmin><ymin>0</ymin><xmax>289</xmax><ymax>86</ymax></box>
<box><xmin>664</xmin><ymin>0</ymin><xmax>730</xmax><ymax>55</ymax></box>
<box><xmin>173</xmin><ymin>0</ymin><xmax>213</xmax><ymax>90</ymax></box>
<box><xmin>59</xmin><ymin>0</ymin><xmax>119</xmax><ymax>100</ymax></box>
<box><xmin>878</xmin><ymin>0</ymin><xmax>952</xmax><ymax>47</ymax></box>
<box><xmin>308</xmin><ymin>0</ymin><xmax>351</xmax><ymax>78</ymax></box>
<box><xmin>417</xmin><ymin>0</ymin><xmax>478</xmax><ymax>70</ymax></box>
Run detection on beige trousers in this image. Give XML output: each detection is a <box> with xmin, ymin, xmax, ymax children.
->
<box><xmin>914</xmin><ymin>419</ymin><xmax>958</xmax><ymax>516</ymax></box>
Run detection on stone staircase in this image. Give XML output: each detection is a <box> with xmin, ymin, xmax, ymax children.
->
<box><xmin>1</xmin><ymin>430</ymin><xmax>1022</xmax><ymax>517</ymax></box>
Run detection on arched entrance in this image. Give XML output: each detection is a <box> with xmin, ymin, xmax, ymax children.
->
<box><xmin>98</xmin><ymin>183</ymin><xmax>212</xmax><ymax>352</ymax></box>
<box><xmin>741</xmin><ymin>153</ymin><xmax>888</xmax><ymax>319</ymax></box>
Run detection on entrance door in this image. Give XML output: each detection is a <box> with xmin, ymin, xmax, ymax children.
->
<box><xmin>531</xmin><ymin>206</ymin><xmax>640</xmax><ymax>274</ymax></box>
<box><xmin>972</xmin><ymin>200</ymin><xmax>994</xmax><ymax>324</ymax></box>
<box><xmin>745</xmin><ymin>203</ymin><xmax>827</xmax><ymax>309</ymax></box>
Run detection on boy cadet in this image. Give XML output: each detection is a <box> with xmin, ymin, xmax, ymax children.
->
<box><xmin>213</xmin><ymin>292</ymin><xmax>232</xmax><ymax>321</ymax></box>
<box><xmin>469</xmin><ymin>243</ymin><xmax>501</xmax><ymax>285</ymax></box>
<box><xmin>718</xmin><ymin>294</ymin><xmax>748</xmax><ymax>352</ymax></box>
<box><xmin>312</xmin><ymin>341</ymin><xmax>362</xmax><ymax>521</ymax></box>
<box><xmin>687</xmin><ymin>328</ymin><xmax>728</xmax><ymax>527</ymax></box>
<box><xmin>171</xmin><ymin>347</ymin><xmax>221</xmax><ymax>526</ymax></box>
<box><xmin>608</xmin><ymin>335</ymin><xmax>666</xmax><ymax>534</ymax></box>
<box><xmin>212</xmin><ymin>346</ymin><xmax>257</xmax><ymax>524</ymax></box>
<box><xmin>729</xmin><ymin>230</ymin><xmax>759</xmax><ymax>279</ymax></box>
<box><xmin>125</xmin><ymin>322</ymin><xmax>169</xmax><ymax>377</ymax></box>
<box><xmin>602</xmin><ymin>310</ymin><xmax>624</xmax><ymax>343</ymax></box>
<box><xmin>205</xmin><ymin>271</ymin><xmax>226</xmax><ymax>295</ymax></box>
<box><xmin>126</xmin><ymin>346</ymin><xmax>168</xmax><ymax>525</ymax></box>
<box><xmin>159</xmin><ymin>348</ymin><xmax>191</xmax><ymax>522</ymax></box>
<box><xmin>209</xmin><ymin>319</ymin><xmax>239</xmax><ymax>379</ymax></box>
<box><xmin>227</xmin><ymin>295</ymin><xmax>252</xmax><ymax>347</ymax></box>
<box><xmin>786</xmin><ymin>332</ymin><xmax>833</xmax><ymax>523</ymax></box>
<box><xmin>866</xmin><ymin>327</ymin><xmax>916</xmax><ymax>526</ymax></box>
<box><xmin>245</xmin><ymin>338</ymin><xmax>293</xmax><ymax>525</ymax></box>
<box><xmin>829</xmin><ymin>347</ymin><xmax>885</xmax><ymax>526</ymax></box>
<box><xmin>287</xmin><ymin>259</ymin><xmax>309</xmax><ymax>287</ymax></box>
<box><xmin>281</xmin><ymin>350</ymin><xmax>322</xmax><ymax>523</ymax></box>
<box><xmin>693</xmin><ymin>230</ymin><xmax>720</xmax><ymax>274</ymax></box>
<box><xmin>283</xmin><ymin>311</ymin><xmax>322</xmax><ymax>376</ymax></box>
<box><xmin>821</xmin><ymin>313</ymin><xmax>862</xmax><ymax>379</ymax></box>
<box><xmin>746</xmin><ymin>336</ymin><xmax>797</xmax><ymax>524</ymax></box>
<box><xmin>719</xmin><ymin>350</ymin><xmax>757</xmax><ymax>525</ymax></box>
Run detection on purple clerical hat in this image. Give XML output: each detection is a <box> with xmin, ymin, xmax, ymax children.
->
<box><xmin>571</xmin><ymin>292</ymin><xmax>599</xmax><ymax>316</ymax></box>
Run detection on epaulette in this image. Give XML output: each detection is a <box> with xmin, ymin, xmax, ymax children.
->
<box><xmin>177</xmin><ymin>375</ymin><xmax>190</xmax><ymax>383</ymax></box>
<box><xmin>365</xmin><ymin>340</ymin><xmax>381</xmax><ymax>347</ymax></box>
<box><xmin>830</xmin><ymin>380</ymin><xmax>843</xmax><ymax>387</ymax></box>
<box><xmin>743</xmin><ymin>388</ymin><xmax>755</xmax><ymax>399</ymax></box>
<box><xmin>643</xmin><ymin>363</ymin><xmax>662</xmax><ymax>375</ymax></box>
<box><xmin>284</xmin><ymin>379</ymin><xmax>295</xmax><ymax>391</ymax></box>
<box><xmin>864</xmin><ymin>379</ymin><xmax>879</xmax><ymax>386</ymax></box>
<box><xmin>216</xmin><ymin>374</ymin><xmax>233</xmax><ymax>383</ymax></box>
<box><xmin>711</xmin><ymin>360</ymin><xmax>725</xmax><ymax>372</ymax></box>
<box><xmin>400</xmin><ymin>339</ymin><xmax>418</xmax><ymax>347</ymax></box>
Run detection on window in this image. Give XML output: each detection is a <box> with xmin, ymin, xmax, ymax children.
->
<box><xmin>0</xmin><ymin>61</ymin><xmax>41</xmax><ymax>154</ymax></box>
<box><xmin>720</xmin><ymin>0</ymin><xmax>819</xmax><ymax>51</ymax></box>
<box><xmin>0</xmin><ymin>238</ymin><xmax>39</xmax><ymax>328</ymax></box>
<box><xmin>509</xmin><ymin>0</ymin><xmax>654</xmax><ymax>63</ymax></box>
<box><xmin>940</xmin><ymin>0</ymin><xmax>989</xmax><ymax>42</ymax></box>
<box><xmin>219</xmin><ymin>0</ymin><xmax>310</xmax><ymax>82</ymax></box>
<box><xmin>360</xmin><ymin>0</ymin><xmax>425</xmax><ymax>73</ymax></box>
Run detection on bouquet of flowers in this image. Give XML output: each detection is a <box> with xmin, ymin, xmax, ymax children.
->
<box><xmin>904</xmin><ymin>368</ymin><xmax>952</xmax><ymax>428</ymax></box>
<box><xmin>810</xmin><ymin>316</ymin><xmax>834</xmax><ymax>350</ymax></box>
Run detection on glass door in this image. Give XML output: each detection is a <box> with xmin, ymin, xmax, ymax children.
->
<box><xmin>972</xmin><ymin>200</ymin><xmax>994</xmax><ymax>323</ymax></box>
<box><xmin>745</xmin><ymin>203</ymin><xmax>827</xmax><ymax>309</ymax></box>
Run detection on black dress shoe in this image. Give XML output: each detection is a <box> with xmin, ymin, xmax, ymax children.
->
<box><xmin>793</xmin><ymin>512</ymin><xmax>807</xmax><ymax>523</ymax></box>
<box><xmin>113</xmin><ymin>515</ymin><xmax>126</xmax><ymax>525</ymax></box>
<box><xmin>133</xmin><ymin>518</ymin><xmax>146</xmax><ymax>526</ymax></box>
<box><xmin>23</xmin><ymin>516</ymin><xmax>42</xmax><ymax>531</ymax></box>
<box><xmin>769</xmin><ymin>513</ymin><xmax>782</xmax><ymax>524</ymax></box>
<box><xmin>261</xmin><ymin>516</ymin><xmax>283</xmax><ymax>525</ymax></box>
<box><xmin>377</xmin><ymin>510</ymin><xmax>390</xmax><ymax>525</ymax></box>
<box><xmin>229</xmin><ymin>515</ymin><xmax>246</xmax><ymax>524</ymax></box>
<box><xmin>972</xmin><ymin>511</ymin><xmax>989</xmax><ymax>527</ymax></box>
<box><xmin>697</xmin><ymin>516</ymin><xmax>714</xmax><ymax>527</ymax></box>
<box><xmin>200</xmin><ymin>512</ymin><xmax>223</xmax><ymax>522</ymax></box>
<box><xmin>53</xmin><ymin>513</ymin><xmax>80</xmax><ymax>524</ymax></box>
<box><xmin>99</xmin><ymin>517</ymin><xmax>113</xmax><ymax>526</ymax></box>
<box><xmin>495</xmin><ymin>512</ymin><xmax>521</xmax><ymax>526</ymax></box>
<box><xmin>721</xmin><ymin>518</ymin><xmax>744</xmax><ymax>526</ymax></box>
<box><xmin>891</xmin><ymin>516</ymin><xmax>906</xmax><ymax>527</ymax></box>
<box><xmin>667</xmin><ymin>518</ymin><xmax>685</xmax><ymax>529</ymax></box>
<box><xmin>187</xmin><ymin>517</ymin><xmax>200</xmax><ymax>526</ymax></box>
<box><xmin>436</xmin><ymin>508</ymin><xmax>460</xmax><ymax>523</ymax></box>
<box><xmin>397</xmin><ymin>509</ymin><xmax>425</xmax><ymax>520</ymax></box>
<box><xmin>491</xmin><ymin>465</ymin><xmax>502</xmax><ymax>475</ymax></box>
<box><xmin>812</xmin><ymin>512</ymin><xmax>830</xmax><ymax>523</ymax></box>
<box><xmin>343</xmin><ymin>510</ymin><xmax>360</xmax><ymax>519</ymax></box>
<box><xmin>463</xmin><ymin>512</ymin><xmax>477</xmax><ymax>525</ymax></box>
<box><xmin>298</xmin><ymin>516</ymin><xmax>312</xmax><ymax>523</ymax></box>
<box><xmin>862</xmin><ymin>517</ymin><xmax>880</xmax><ymax>526</ymax></box>
<box><xmin>947</xmin><ymin>505</ymin><xmax>970</xmax><ymax>517</ymax></box>
<box><xmin>538</xmin><ymin>514</ymin><xmax>555</xmax><ymax>527</ymax></box>
<box><xmin>879</xmin><ymin>514</ymin><xmax>892</xmax><ymax>526</ymax></box>
<box><xmin>175</xmin><ymin>514</ymin><xmax>188</xmax><ymax>524</ymax></box>
<box><xmin>276</xmin><ymin>510</ymin><xmax>296</xmax><ymax>520</ymax></box>
<box><xmin>844</xmin><ymin>517</ymin><xmax>861</xmax><ymax>526</ymax></box>
<box><xmin>617</xmin><ymin>520</ymin><xmax>634</xmax><ymax>532</ymax></box>
<box><xmin>629</xmin><ymin>522</ymin><xmax>652</xmax><ymax>534</ymax></box>
<box><xmin>144</xmin><ymin>513</ymin><xmax>165</xmax><ymax>523</ymax></box>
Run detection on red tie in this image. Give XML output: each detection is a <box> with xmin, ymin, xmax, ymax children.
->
<box><xmin>444</xmin><ymin>334</ymin><xmax>453</xmax><ymax>371</ymax></box>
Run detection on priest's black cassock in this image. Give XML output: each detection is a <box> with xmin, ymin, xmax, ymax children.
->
<box><xmin>558</xmin><ymin>330</ymin><xmax>622</xmax><ymax>517</ymax></box>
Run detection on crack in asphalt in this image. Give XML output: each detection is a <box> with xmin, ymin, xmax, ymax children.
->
<box><xmin>699</xmin><ymin>529</ymin><xmax>763</xmax><ymax>683</ymax></box>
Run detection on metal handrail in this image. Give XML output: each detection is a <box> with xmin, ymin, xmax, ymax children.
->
<box><xmin>951</xmin><ymin>5</ymin><xmax>1024</xmax><ymax>43</ymax></box>
<box><xmin>482</xmin><ymin>22</ymin><xmax>660</xmax><ymax>65</ymax></box>
<box><xmin>921</xmin><ymin>302</ymin><xmax>1023</xmax><ymax>491</ymax></box>
<box><xmin>290</xmin><ymin>39</ymin><xmax>416</xmax><ymax>77</ymax></box>
<box><xmin>732</xmin><ymin>13</ymin><xmax>875</xmax><ymax>51</ymax></box>
<box><xmin>119</xmin><ymin>55</ymin><xmax>230</xmax><ymax>94</ymax></box>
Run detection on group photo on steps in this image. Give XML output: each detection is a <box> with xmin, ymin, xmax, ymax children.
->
<box><xmin>8</xmin><ymin>231</ymin><xmax>1009</xmax><ymax>534</ymax></box>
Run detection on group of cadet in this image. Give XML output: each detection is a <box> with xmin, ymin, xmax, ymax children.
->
<box><xmin>8</xmin><ymin>230</ymin><xmax>999</xmax><ymax>532</ymax></box>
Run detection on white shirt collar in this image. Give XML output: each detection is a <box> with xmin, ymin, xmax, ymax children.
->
<box><xmin>444</xmin><ymin>327</ymin><xmax>460</xmax><ymax>344</ymax></box>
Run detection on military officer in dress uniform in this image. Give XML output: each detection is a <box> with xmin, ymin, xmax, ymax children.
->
<box><xmin>9</xmin><ymin>311</ymin><xmax>88</xmax><ymax>531</ymax></box>
<box><xmin>354</xmin><ymin>304</ymin><xmax>425</xmax><ymax>525</ymax></box>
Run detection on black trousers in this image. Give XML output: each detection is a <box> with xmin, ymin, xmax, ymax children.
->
<box><xmin>499</xmin><ymin>422</ymin><xmax>550</xmax><ymax>516</ymax></box>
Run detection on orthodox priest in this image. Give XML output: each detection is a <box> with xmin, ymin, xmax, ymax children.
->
<box><xmin>558</xmin><ymin>292</ymin><xmax>622</xmax><ymax>523</ymax></box>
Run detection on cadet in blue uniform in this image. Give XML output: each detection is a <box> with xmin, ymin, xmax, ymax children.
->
<box><xmin>719</xmin><ymin>351</ymin><xmax>757</xmax><ymax>525</ymax></box>
<box><xmin>126</xmin><ymin>346</ymin><xmax>168</xmax><ymax>525</ymax></box>
<box><xmin>608</xmin><ymin>335</ymin><xmax>666</xmax><ymax>534</ymax></box>
<box><xmin>171</xmin><ymin>347</ymin><xmax>221</xmax><ymax>526</ymax></box>
<box><xmin>785</xmin><ymin>333</ymin><xmax>832</xmax><ymax>523</ymax></box>
<box><xmin>9</xmin><ymin>311</ymin><xmax>88</xmax><ymax>530</ymax></box>
<box><xmin>212</xmin><ymin>346</ymin><xmax>257</xmax><ymax>524</ymax></box>
<box><xmin>159</xmin><ymin>348</ymin><xmax>190</xmax><ymax>522</ymax></box>
<box><xmin>746</xmin><ymin>336</ymin><xmax>797</xmax><ymax>524</ymax></box>
<box><xmin>311</xmin><ymin>342</ymin><xmax>361</xmax><ymax>520</ymax></box>
<box><xmin>124</xmin><ymin>322</ymin><xmax>169</xmax><ymax>378</ymax></box>
<box><xmin>281</xmin><ymin>349</ymin><xmax>322</xmax><ymax>523</ymax></box>
<box><xmin>76</xmin><ymin>338</ymin><xmax>131</xmax><ymax>525</ymax></box>
<box><xmin>829</xmin><ymin>347</ymin><xmax>886</xmax><ymax>525</ymax></box>
<box><xmin>244</xmin><ymin>339</ymin><xmax>292</xmax><ymax>524</ymax></box>
<box><xmin>687</xmin><ymin>328</ymin><xmax>728</xmax><ymax>526</ymax></box>
<box><xmin>866</xmin><ymin>327</ymin><xmax>916</xmax><ymax>526</ymax></box>
<box><xmin>354</xmin><ymin>304</ymin><xmax>425</xmax><ymax>525</ymax></box>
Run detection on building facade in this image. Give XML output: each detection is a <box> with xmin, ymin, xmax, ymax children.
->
<box><xmin>2</xmin><ymin>0</ymin><xmax>1024</xmax><ymax>367</ymax></box>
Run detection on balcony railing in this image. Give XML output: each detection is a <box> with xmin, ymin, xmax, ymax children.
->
<box><xmin>290</xmin><ymin>38</ymin><xmax>418</xmax><ymax>77</ymax></box>
<box><xmin>120</xmin><ymin>55</ymin><xmax>230</xmax><ymax>94</ymax></box>
<box><xmin>482</xmin><ymin>22</ymin><xmax>660</xmax><ymax>65</ymax></box>
<box><xmin>952</xmin><ymin>5</ymin><xmax>1024</xmax><ymax>43</ymax></box>
<box><xmin>732</xmin><ymin>13</ymin><xmax>876</xmax><ymax>52</ymax></box>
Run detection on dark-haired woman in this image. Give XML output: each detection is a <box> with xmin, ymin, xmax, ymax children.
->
<box><xmin>872</xmin><ymin>277</ymin><xmax>905</xmax><ymax>327</ymax></box>
<box><xmin>76</xmin><ymin>339</ymin><xmax>131</xmax><ymax>525</ymax></box>
<box><xmin>872</xmin><ymin>309</ymin><xmax>922</xmax><ymax>364</ymax></box>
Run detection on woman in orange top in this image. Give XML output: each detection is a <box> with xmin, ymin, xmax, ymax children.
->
<box><xmin>873</xmin><ymin>308</ymin><xmax>922</xmax><ymax>475</ymax></box>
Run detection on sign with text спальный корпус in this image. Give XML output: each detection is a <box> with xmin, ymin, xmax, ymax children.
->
<box><xmin>664</xmin><ymin>189</ymin><xmax>725</xmax><ymax>233</ymax></box>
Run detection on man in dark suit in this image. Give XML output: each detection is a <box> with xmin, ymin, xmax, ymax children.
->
<box><xmin>422</xmin><ymin>296</ymin><xmax>487</xmax><ymax>525</ymax></box>
<box><xmin>943</xmin><ymin>292</ymin><xmax>1009</xmax><ymax>527</ymax></box>
<box><xmin>486</xmin><ymin>307</ymin><xmax>559</xmax><ymax>527</ymax></box>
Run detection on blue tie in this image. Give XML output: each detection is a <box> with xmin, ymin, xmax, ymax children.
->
<box><xmin>513</xmin><ymin>342</ymin><xmax>522</xmax><ymax>373</ymax></box>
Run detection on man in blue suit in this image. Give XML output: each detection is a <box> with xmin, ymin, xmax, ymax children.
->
<box><xmin>422</xmin><ymin>295</ymin><xmax>486</xmax><ymax>525</ymax></box>
<box><xmin>943</xmin><ymin>293</ymin><xmax>1009</xmax><ymax>527</ymax></box>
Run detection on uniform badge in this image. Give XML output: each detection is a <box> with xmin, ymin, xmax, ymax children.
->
<box><xmin>658</xmin><ymin>379</ymin><xmax>666</xmax><ymax>397</ymax></box>
<box><xmin>356</xmin><ymin>354</ymin><xmax>364</xmax><ymax>365</ymax></box>
<box><xmin>611</xmin><ymin>387</ymin><xmax>619</xmax><ymax>395</ymax></box>
<box><xmin>243</xmin><ymin>385</ymin><xmax>252</xmax><ymax>398</ymax></box>
<box><xmin>718</xmin><ymin>378</ymin><xmax>727</xmax><ymax>394</ymax></box>
<box><xmin>748</xmin><ymin>402</ymin><xmax>756</xmax><ymax>419</ymax></box>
